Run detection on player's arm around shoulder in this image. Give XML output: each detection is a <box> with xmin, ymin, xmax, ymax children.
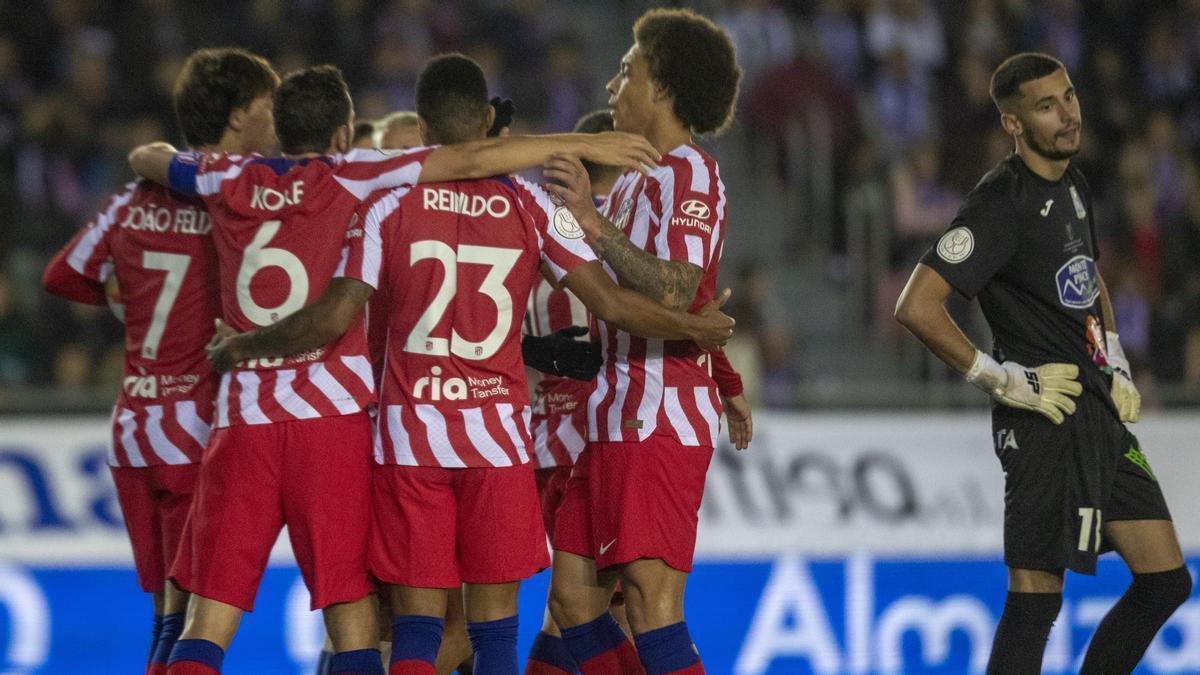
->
<box><xmin>128</xmin><ymin>142</ymin><xmax>182</xmax><ymax>187</ymax></box>
<box><xmin>206</xmin><ymin>278</ymin><xmax>374</xmax><ymax>373</ymax></box>
<box><xmin>560</xmin><ymin>261</ymin><xmax>732</xmax><ymax>352</ymax></box>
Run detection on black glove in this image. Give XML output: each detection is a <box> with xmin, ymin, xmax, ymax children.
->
<box><xmin>521</xmin><ymin>326</ymin><xmax>601</xmax><ymax>381</ymax></box>
<box><xmin>487</xmin><ymin>97</ymin><xmax>515</xmax><ymax>137</ymax></box>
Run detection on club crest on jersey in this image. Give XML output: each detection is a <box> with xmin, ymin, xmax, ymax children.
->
<box><xmin>553</xmin><ymin>207</ymin><xmax>585</xmax><ymax>239</ymax></box>
<box><xmin>612</xmin><ymin>196</ymin><xmax>633</xmax><ymax>231</ymax></box>
<box><xmin>936</xmin><ymin>227</ymin><xmax>974</xmax><ymax>263</ymax></box>
<box><xmin>1056</xmin><ymin>254</ymin><xmax>1099</xmax><ymax>308</ymax></box>
<box><xmin>1069</xmin><ymin>185</ymin><xmax>1087</xmax><ymax>220</ymax></box>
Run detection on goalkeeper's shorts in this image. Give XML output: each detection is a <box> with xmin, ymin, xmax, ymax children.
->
<box><xmin>991</xmin><ymin>391</ymin><xmax>1171</xmax><ymax>575</ymax></box>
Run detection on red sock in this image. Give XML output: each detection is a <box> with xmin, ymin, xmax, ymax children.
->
<box><xmin>524</xmin><ymin>661</ymin><xmax>572</xmax><ymax>675</ymax></box>
<box><xmin>666</xmin><ymin>664</ymin><xmax>704</xmax><ymax>675</ymax></box>
<box><xmin>166</xmin><ymin>663</ymin><xmax>219</xmax><ymax>675</ymax></box>
<box><xmin>147</xmin><ymin>664</ymin><xmax>169</xmax><ymax>675</ymax></box>
<box><xmin>389</xmin><ymin>659</ymin><xmax>436</xmax><ymax>675</ymax></box>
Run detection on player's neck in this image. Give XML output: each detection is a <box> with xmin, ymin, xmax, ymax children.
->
<box><xmin>645</xmin><ymin>116</ymin><xmax>692</xmax><ymax>156</ymax></box>
<box><xmin>1016</xmin><ymin>145</ymin><xmax>1069</xmax><ymax>182</ymax></box>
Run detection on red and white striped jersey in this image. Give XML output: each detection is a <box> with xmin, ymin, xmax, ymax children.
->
<box><xmin>589</xmin><ymin>143</ymin><xmax>728</xmax><ymax>447</ymax></box>
<box><xmin>525</xmin><ymin>277</ymin><xmax>591</xmax><ymax>468</ymax></box>
<box><xmin>43</xmin><ymin>180</ymin><xmax>219</xmax><ymax>467</ymax></box>
<box><xmin>338</xmin><ymin>175</ymin><xmax>596</xmax><ymax>468</ymax></box>
<box><xmin>167</xmin><ymin>147</ymin><xmax>434</xmax><ymax>427</ymax></box>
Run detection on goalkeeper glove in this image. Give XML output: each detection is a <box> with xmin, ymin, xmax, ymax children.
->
<box><xmin>521</xmin><ymin>326</ymin><xmax>601</xmax><ymax>381</ymax></box>
<box><xmin>487</xmin><ymin>97</ymin><xmax>515</xmax><ymax>137</ymax></box>
<box><xmin>965</xmin><ymin>350</ymin><xmax>1083</xmax><ymax>425</ymax></box>
<box><xmin>1106</xmin><ymin>331</ymin><xmax>1140</xmax><ymax>423</ymax></box>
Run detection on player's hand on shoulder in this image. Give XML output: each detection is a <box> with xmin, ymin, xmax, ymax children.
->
<box><xmin>965</xmin><ymin>350</ymin><xmax>1082</xmax><ymax>425</ymax></box>
<box><xmin>206</xmin><ymin>319</ymin><xmax>243</xmax><ymax>374</ymax></box>
<box><xmin>722</xmin><ymin>393</ymin><xmax>753</xmax><ymax>451</ymax></box>
<box><xmin>690</xmin><ymin>288</ymin><xmax>735</xmax><ymax>352</ymax></box>
<box><xmin>580</xmin><ymin>131</ymin><xmax>659</xmax><ymax>174</ymax></box>
<box><xmin>544</xmin><ymin>154</ymin><xmax>597</xmax><ymax>220</ymax></box>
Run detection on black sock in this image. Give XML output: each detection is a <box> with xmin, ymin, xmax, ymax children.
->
<box><xmin>1080</xmin><ymin>566</ymin><xmax>1193</xmax><ymax>674</ymax></box>
<box><xmin>987</xmin><ymin>591</ymin><xmax>1062</xmax><ymax>674</ymax></box>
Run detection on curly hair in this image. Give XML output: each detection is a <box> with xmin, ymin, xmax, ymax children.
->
<box><xmin>173</xmin><ymin>48</ymin><xmax>278</xmax><ymax>148</ymax></box>
<box><xmin>633</xmin><ymin>8</ymin><xmax>742</xmax><ymax>135</ymax></box>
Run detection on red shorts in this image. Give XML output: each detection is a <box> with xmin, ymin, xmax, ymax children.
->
<box><xmin>370</xmin><ymin>462</ymin><xmax>549</xmax><ymax>588</ymax></box>
<box><xmin>171</xmin><ymin>413</ymin><xmax>374</xmax><ymax>612</ymax></box>
<box><xmin>535</xmin><ymin>465</ymin><xmax>574</xmax><ymax>540</ymax></box>
<box><xmin>111</xmin><ymin>463</ymin><xmax>201</xmax><ymax>593</ymax></box>
<box><xmin>552</xmin><ymin>437</ymin><xmax>713</xmax><ymax>573</ymax></box>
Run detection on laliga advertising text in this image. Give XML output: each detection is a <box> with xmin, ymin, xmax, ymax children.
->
<box><xmin>734</xmin><ymin>555</ymin><xmax>1200</xmax><ymax>674</ymax></box>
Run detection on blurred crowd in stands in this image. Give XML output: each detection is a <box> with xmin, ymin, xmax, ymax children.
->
<box><xmin>2</xmin><ymin>0</ymin><xmax>1199</xmax><ymax>408</ymax></box>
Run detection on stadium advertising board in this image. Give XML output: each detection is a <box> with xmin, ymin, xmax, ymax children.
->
<box><xmin>1</xmin><ymin>414</ymin><xmax>1198</xmax><ymax>672</ymax></box>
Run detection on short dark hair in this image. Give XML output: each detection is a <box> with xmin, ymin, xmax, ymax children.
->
<box><xmin>574</xmin><ymin>109</ymin><xmax>614</xmax><ymax>179</ymax></box>
<box><xmin>416</xmin><ymin>54</ymin><xmax>489</xmax><ymax>145</ymax></box>
<box><xmin>633</xmin><ymin>8</ymin><xmax>741</xmax><ymax>135</ymax></box>
<box><xmin>352</xmin><ymin>120</ymin><xmax>375</xmax><ymax>145</ymax></box>
<box><xmin>990</xmin><ymin>52</ymin><xmax>1065</xmax><ymax>110</ymax></box>
<box><xmin>274</xmin><ymin>65</ymin><xmax>353</xmax><ymax>154</ymax></box>
<box><xmin>173</xmin><ymin>48</ymin><xmax>278</xmax><ymax>148</ymax></box>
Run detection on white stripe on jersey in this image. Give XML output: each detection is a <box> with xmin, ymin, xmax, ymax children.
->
<box><xmin>117</xmin><ymin>408</ymin><xmax>148</xmax><ymax>467</ymax></box>
<box><xmin>695</xmin><ymin>386</ymin><xmax>721</xmax><ymax>446</ymax></box>
<box><xmin>497</xmin><ymin>403</ymin><xmax>530</xmax><ymax>464</ymax></box>
<box><xmin>334</xmin><ymin>163</ymin><xmax>422</xmax><ymax>201</ymax></box>
<box><xmin>67</xmin><ymin>185</ymin><xmax>136</xmax><ymax>276</ymax></box>
<box><xmin>636</xmin><ymin>339</ymin><xmax>665</xmax><ymax>441</ymax></box>
<box><xmin>197</xmin><ymin>162</ymin><xmax>245</xmax><ymax>197</ymax></box>
<box><xmin>236</xmin><ymin>371</ymin><xmax>270</xmax><ymax>424</ymax></box>
<box><xmin>710</xmin><ymin>165</ymin><xmax>727</xmax><ymax>264</ymax></box>
<box><xmin>384</xmin><ymin>405</ymin><xmax>416</xmax><ymax>465</ymax></box>
<box><xmin>684</xmin><ymin>234</ymin><xmax>705</xmax><ymax>267</ymax></box>
<box><xmin>663</xmin><ymin>387</ymin><xmax>699</xmax><ymax>445</ymax></box>
<box><xmin>533</xmin><ymin>418</ymin><xmax>552</xmax><ymax>466</ymax></box>
<box><xmin>352</xmin><ymin>188</ymin><xmax>408</xmax><ymax>288</ymax></box>
<box><xmin>145</xmin><ymin>405</ymin><xmax>191</xmax><ymax>465</ymax></box>
<box><xmin>683</xmin><ymin>147</ymin><xmax>711</xmax><ymax>193</ymax></box>
<box><xmin>414</xmin><ymin>405</ymin><xmax>467</xmax><ymax>468</ymax></box>
<box><xmin>652</xmin><ymin>172</ymin><xmax>676</xmax><ymax>258</ymax></box>
<box><xmin>309</xmin><ymin>363</ymin><xmax>360</xmax><ymax>414</ymax></box>
<box><xmin>462</xmin><ymin>407</ymin><xmax>514</xmax><ymax>467</ymax></box>
<box><xmin>555</xmin><ymin>416</ymin><xmax>587</xmax><ymax>463</ymax></box>
<box><xmin>342</xmin><ymin>355</ymin><xmax>374</xmax><ymax>393</ymax></box>
<box><xmin>274</xmin><ymin>369</ymin><xmax>320</xmax><ymax>420</ymax></box>
<box><xmin>217</xmin><ymin>373</ymin><xmax>231</xmax><ymax>427</ymax></box>
<box><xmin>176</xmin><ymin>401</ymin><xmax>212</xmax><ymax>449</ymax></box>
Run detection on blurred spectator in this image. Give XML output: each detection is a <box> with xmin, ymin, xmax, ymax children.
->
<box><xmin>889</xmin><ymin>140</ymin><xmax>960</xmax><ymax>263</ymax></box>
<box><xmin>718</xmin><ymin>0</ymin><xmax>796</xmax><ymax>89</ymax></box>
<box><xmin>726</xmin><ymin>262</ymin><xmax>798</xmax><ymax>408</ymax></box>
<box><xmin>812</xmin><ymin>0</ymin><xmax>863</xmax><ymax>85</ymax></box>
<box><xmin>870</xmin><ymin>47</ymin><xmax>933</xmax><ymax>159</ymax></box>
<box><xmin>865</xmin><ymin>0</ymin><xmax>945</xmax><ymax>77</ymax></box>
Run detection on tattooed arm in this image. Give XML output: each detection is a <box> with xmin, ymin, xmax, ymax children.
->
<box><xmin>544</xmin><ymin>154</ymin><xmax>702</xmax><ymax>311</ymax></box>
<box><xmin>581</xmin><ymin>210</ymin><xmax>703</xmax><ymax>311</ymax></box>
<box><xmin>207</xmin><ymin>278</ymin><xmax>374</xmax><ymax>373</ymax></box>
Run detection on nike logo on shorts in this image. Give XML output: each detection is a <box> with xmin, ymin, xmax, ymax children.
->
<box><xmin>599</xmin><ymin>539</ymin><xmax>617</xmax><ymax>555</ymax></box>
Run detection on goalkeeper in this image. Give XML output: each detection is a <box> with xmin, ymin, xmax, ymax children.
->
<box><xmin>894</xmin><ymin>52</ymin><xmax>1188</xmax><ymax>675</ymax></box>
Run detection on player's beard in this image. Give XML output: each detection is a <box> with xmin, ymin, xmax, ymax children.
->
<box><xmin>1027</xmin><ymin>127</ymin><xmax>1080</xmax><ymax>162</ymax></box>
